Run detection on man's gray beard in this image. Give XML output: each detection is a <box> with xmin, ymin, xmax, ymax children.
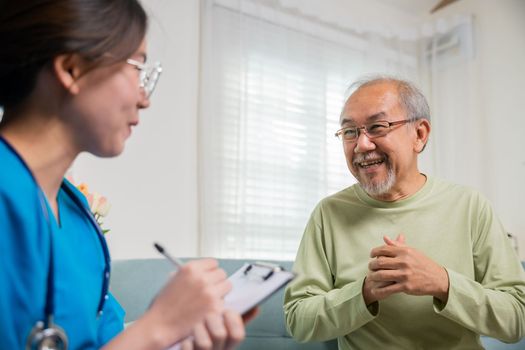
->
<box><xmin>358</xmin><ymin>165</ymin><xmax>396</xmax><ymax>197</ymax></box>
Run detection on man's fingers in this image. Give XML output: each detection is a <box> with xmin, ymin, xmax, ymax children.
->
<box><xmin>368</xmin><ymin>269</ymin><xmax>404</xmax><ymax>283</ymax></box>
<box><xmin>370</xmin><ymin>281</ymin><xmax>404</xmax><ymax>300</ymax></box>
<box><xmin>370</xmin><ymin>246</ymin><xmax>399</xmax><ymax>258</ymax></box>
<box><xmin>383</xmin><ymin>234</ymin><xmax>406</xmax><ymax>246</ymax></box>
<box><xmin>368</xmin><ymin>256</ymin><xmax>400</xmax><ymax>271</ymax></box>
<box><xmin>383</xmin><ymin>235</ymin><xmax>396</xmax><ymax>245</ymax></box>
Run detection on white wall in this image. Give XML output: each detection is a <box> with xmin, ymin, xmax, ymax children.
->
<box><xmin>73</xmin><ymin>0</ymin><xmax>201</xmax><ymax>259</ymax></box>
<box><xmin>425</xmin><ymin>0</ymin><xmax>525</xmax><ymax>259</ymax></box>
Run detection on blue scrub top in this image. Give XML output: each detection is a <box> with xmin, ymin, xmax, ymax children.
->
<box><xmin>0</xmin><ymin>138</ymin><xmax>125</xmax><ymax>349</ymax></box>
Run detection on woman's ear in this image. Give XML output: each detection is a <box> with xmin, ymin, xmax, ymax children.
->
<box><xmin>414</xmin><ymin>119</ymin><xmax>431</xmax><ymax>153</ymax></box>
<box><xmin>52</xmin><ymin>54</ymin><xmax>85</xmax><ymax>95</ymax></box>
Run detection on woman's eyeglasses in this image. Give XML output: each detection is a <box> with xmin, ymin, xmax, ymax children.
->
<box><xmin>126</xmin><ymin>59</ymin><xmax>163</xmax><ymax>99</ymax></box>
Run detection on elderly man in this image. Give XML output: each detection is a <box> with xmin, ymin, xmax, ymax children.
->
<box><xmin>283</xmin><ymin>76</ymin><xmax>525</xmax><ymax>349</ymax></box>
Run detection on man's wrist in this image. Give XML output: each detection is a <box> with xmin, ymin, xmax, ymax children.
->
<box><xmin>433</xmin><ymin>267</ymin><xmax>450</xmax><ymax>304</ymax></box>
<box><xmin>362</xmin><ymin>277</ymin><xmax>377</xmax><ymax>306</ymax></box>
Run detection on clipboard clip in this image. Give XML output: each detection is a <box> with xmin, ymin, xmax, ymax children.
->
<box><xmin>243</xmin><ymin>262</ymin><xmax>283</xmax><ymax>281</ymax></box>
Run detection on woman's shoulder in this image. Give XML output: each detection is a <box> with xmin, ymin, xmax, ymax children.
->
<box><xmin>0</xmin><ymin>140</ymin><xmax>42</xmax><ymax>216</ymax></box>
<box><xmin>0</xmin><ymin>138</ymin><xmax>38</xmax><ymax>196</ymax></box>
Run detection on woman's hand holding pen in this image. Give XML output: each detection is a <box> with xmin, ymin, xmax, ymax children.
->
<box><xmin>143</xmin><ymin>258</ymin><xmax>232</xmax><ymax>348</ymax></box>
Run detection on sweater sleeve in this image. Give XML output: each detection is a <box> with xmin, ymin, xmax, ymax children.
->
<box><xmin>434</xmin><ymin>197</ymin><xmax>525</xmax><ymax>343</ymax></box>
<box><xmin>283</xmin><ymin>206</ymin><xmax>377</xmax><ymax>342</ymax></box>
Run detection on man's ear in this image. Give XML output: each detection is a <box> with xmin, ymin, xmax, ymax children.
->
<box><xmin>414</xmin><ymin>119</ymin><xmax>431</xmax><ymax>153</ymax></box>
<box><xmin>52</xmin><ymin>54</ymin><xmax>85</xmax><ymax>95</ymax></box>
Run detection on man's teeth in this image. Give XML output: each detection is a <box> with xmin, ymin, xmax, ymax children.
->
<box><xmin>359</xmin><ymin>159</ymin><xmax>384</xmax><ymax>167</ymax></box>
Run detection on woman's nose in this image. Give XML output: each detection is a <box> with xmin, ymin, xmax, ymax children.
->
<box><xmin>137</xmin><ymin>88</ymin><xmax>150</xmax><ymax>109</ymax></box>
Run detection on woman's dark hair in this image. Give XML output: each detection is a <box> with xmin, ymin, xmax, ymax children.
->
<box><xmin>0</xmin><ymin>0</ymin><xmax>148</xmax><ymax>109</ymax></box>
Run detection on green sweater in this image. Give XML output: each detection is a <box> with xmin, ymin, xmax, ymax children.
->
<box><xmin>284</xmin><ymin>176</ymin><xmax>525</xmax><ymax>349</ymax></box>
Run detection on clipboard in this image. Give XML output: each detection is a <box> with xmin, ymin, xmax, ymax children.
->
<box><xmin>224</xmin><ymin>262</ymin><xmax>296</xmax><ymax>315</ymax></box>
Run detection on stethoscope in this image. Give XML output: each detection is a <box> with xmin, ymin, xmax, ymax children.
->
<box><xmin>26</xmin><ymin>181</ymin><xmax>111</xmax><ymax>350</ymax></box>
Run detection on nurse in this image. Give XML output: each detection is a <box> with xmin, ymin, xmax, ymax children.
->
<box><xmin>0</xmin><ymin>1</ymin><xmax>251</xmax><ymax>349</ymax></box>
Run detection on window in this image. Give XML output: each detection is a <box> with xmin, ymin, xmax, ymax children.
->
<box><xmin>199</xmin><ymin>0</ymin><xmax>418</xmax><ymax>259</ymax></box>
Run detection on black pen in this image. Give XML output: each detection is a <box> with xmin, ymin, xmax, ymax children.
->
<box><xmin>154</xmin><ymin>242</ymin><xmax>184</xmax><ymax>269</ymax></box>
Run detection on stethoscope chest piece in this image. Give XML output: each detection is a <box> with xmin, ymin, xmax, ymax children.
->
<box><xmin>26</xmin><ymin>319</ymin><xmax>68</xmax><ymax>350</ymax></box>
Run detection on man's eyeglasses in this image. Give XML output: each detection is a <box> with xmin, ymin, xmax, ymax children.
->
<box><xmin>126</xmin><ymin>59</ymin><xmax>163</xmax><ymax>98</ymax></box>
<box><xmin>334</xmin><ymin>119</ymin><xmax>410</xmax><ymax>142</ymax></box>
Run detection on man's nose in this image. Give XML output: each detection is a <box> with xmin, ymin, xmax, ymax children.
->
<box><xmin>354</xmin><ymin>131</ymin><xmax>376</xmax><ymax>153</ymax></box>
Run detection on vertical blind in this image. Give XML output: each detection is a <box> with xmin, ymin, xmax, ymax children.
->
<box><xmin>199</xmin><ymin>1</ymin><xmax>418</xmax><ymax>259</ymax></box>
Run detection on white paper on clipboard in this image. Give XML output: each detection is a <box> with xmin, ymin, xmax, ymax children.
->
<box><xmin>224</xmin><ymin>262</ymin><xmax>295</xmax><ymax>315</ymax></box>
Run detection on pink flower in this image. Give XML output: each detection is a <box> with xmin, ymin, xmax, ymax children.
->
<box><xmin>73</xmin><ymin>181</ymin><xmax>111</xmax><ymax>234</ymax></box>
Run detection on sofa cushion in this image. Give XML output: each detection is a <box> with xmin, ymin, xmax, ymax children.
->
<box><xmin>110</xmin><ymin>258</ymin><xmax>173</xmax><ymax>322</ymax></box>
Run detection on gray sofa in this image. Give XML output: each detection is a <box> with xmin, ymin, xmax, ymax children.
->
<box><xmin>110</xmin><ymin>258</ymin><xmax>525</xmax><ymax>350</ymax></box>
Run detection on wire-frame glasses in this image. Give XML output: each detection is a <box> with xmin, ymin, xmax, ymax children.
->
<box><xmin>334</xmin><ymin>119</ymin><xmax>410</xmax><ymax>142</ymax></box>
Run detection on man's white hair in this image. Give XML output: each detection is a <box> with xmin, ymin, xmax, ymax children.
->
<box><xmin>341</xmin><ymin>75</ymin><xmax>431</xmax><ymax>123</ymax></box>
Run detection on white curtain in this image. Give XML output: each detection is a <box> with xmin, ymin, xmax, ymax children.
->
<box><xmin>198</xmin><ymin>0</ymin><xmax>419</xmax><ymax>259</ymax></box>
